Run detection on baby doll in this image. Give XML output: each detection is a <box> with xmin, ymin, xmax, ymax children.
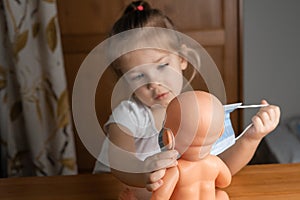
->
<box><xmin>151</xmin><ymin>91</ymin><xmax>231</xmax><ymax>200</ymax></box>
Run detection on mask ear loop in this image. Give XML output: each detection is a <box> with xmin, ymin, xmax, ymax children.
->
<box><xmin>235</xmin><ymin>123</ymin><xmax>253</xmax><ymax>140</ymax></box>
<box><xmin>235</xmin><ymin>104</ymin><xmax>269</xmax><ymax>140</ymax></box>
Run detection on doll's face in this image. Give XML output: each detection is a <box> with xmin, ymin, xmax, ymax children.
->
<box><xmin>120</xmin><ymin>49</ymin><xmax>187</xmax><ymax>108</ymax></box>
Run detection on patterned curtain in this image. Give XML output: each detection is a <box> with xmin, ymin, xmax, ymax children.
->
<box><xmin>0</xmin><ymin>0</ymin><xmax>77</xmax><ymax>177</ymax></box>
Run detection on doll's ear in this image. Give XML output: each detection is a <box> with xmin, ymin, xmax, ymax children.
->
<box><xmin>219</xmin><ymin>126</ymin><xmax>225</xmax><ymax>138</ymax></box>
<box><xmin>162</xmin><ymin>128</ymin><xmax>175</xmax><ymax>150</ymax></box>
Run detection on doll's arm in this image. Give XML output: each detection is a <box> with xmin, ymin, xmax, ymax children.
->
<box><xmin>215</xmin><ymin>158</ymin><xmax>231</xmax><ymax>188</ymax></box>
<box><xmin>151</xmin><ymin>166</ymin><xmax>179</xmax><ymax>200</ymax></box>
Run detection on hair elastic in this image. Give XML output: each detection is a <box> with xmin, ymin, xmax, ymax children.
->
<box><xmin>136</xmin><ymin>5</ymin><xmax>144</xmax><ymax>11</ymax></box>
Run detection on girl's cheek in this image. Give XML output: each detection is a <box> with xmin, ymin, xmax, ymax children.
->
<box><xmin>165</xmin><ymin>80</ymin><xmax>183</xmax><ymax>96</ymax></box>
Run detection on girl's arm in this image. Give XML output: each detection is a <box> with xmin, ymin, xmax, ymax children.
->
<box><xmin>151</xmin><ymin>166</ymin><xmax>179</xmax><ymax>200</ymax></box>
<box><xmin>108</xmin><ymin>123</ymin><xmax>178</xmax><ymax>190</ymax></box>
<box><xmin>218</xmin><ymin>100</ymin><xmax>280</xmax><ymax>175</ymax></box>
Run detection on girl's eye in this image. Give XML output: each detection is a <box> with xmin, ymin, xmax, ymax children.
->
<box><xmin>157</xmin><ymin>63</ymin><xmax>169</xmax><ymax>69</ymax></box>
<box><xmin>132</xmin><ymin>73</ymin><xmax>144</xmax><ymax>81</ymax></box>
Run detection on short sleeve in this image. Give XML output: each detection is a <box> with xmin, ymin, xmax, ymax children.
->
<box><xmin>104</xmin><ymin>100</ymin><xmax>153</xmax><ymax>138</ymax></box>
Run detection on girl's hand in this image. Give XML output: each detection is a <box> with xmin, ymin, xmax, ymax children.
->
<box><xmin>245</xmin><ymin>100</ymin><xmax>280</xmax><ymax>141</ymax></box>
<box><xmin>143</xmin><ymin>150</ymin><xmax>178</xmax><ymax>191</ymax></box>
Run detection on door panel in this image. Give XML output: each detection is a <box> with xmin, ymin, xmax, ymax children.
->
<box><xmin>57</xmin><ymin>0</ymin><xmax>240</xmax><ymax>173</ymax></box>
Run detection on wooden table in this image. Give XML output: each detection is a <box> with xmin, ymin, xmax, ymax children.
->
<box><xmin>224</xmin><ymin>163</ymin><xmax>300</xmax><ymax>200</ymax></box>
<box><xmin>0</xmin><ymin>163</ymin><xmax>299</xmax><ymax>200</ymax></box>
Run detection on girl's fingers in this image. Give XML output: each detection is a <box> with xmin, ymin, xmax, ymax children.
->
<box><xmin>261</xmin><ymin>99</ymin><xmax>269</xmax><ymax>105</ymax></box>
<box><xmin>273</xmin><ymin>105</ymin><xmax>281</xmax><ymax>124</ymax></box>
<box><xmin>145</xmin><ymin>150</ymin><xmax>178</xmax><ymax>171</ymax></box>
<box><xmin>251</xmin><ymin>115</ymin><xmax>264</xmax><ymax>133</ymax></box>
<box><xmin>251</xmin><ymin>104</ymin><xmax>281</xmax><ymax>136</ymax></box>
<box><xmin>154</xmin><ymin>150</ymin><xmax>178</xmax><ymax>160</ymax></box>
<box><xmin>148</xmin><ymin>169</ymin><xmax>166</xmax><ymax>183</ymax></box>
<box><xmin>146</xmin><ymin>157</ymin><xmax>178</xmax><ymax>172</ymax></box>
<box><xmin>260</xmin><ymin>111</ymin><xmax>271</xmax><ymax>125</ymax></box>
<box><xmin>146</xmin><ymin>179</ymin><xmax>164</xmax><ymax>191</ymax></box>
<box><xmin>259</xmin><ymin>105</ymin><xmax>280</xmax><ymax>126</ymax></box>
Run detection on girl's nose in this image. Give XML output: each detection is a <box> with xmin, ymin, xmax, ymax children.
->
<box><xmin>147</xmin><ymin>82</ymin><xmax>160</xmax><ymax>90</ymax></box>
<box><xmin>147</xmin><ymin>72</ymin><xmax>162</xmax><ymax>89</ymax></box>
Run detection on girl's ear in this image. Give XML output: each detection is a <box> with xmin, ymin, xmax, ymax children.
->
<box><xmin>179</xmin><ymin>44</ymin><xmax>188</xmax><ymax>70</ymax></box>
<box><xmin>180</xmin><ymin>57</ymin><xmax>188</xmax><ymax>71</ymax></box>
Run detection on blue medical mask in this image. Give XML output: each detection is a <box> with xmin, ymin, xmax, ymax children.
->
<box><xmin>210</xmin><ymin>103</ymin><xmax>242</xmax><ymax>155</ymax></box>
<box><xmin>159</xmin><ymin>102</ymin><xmax>267</xmax><ymax>156</ymax></box>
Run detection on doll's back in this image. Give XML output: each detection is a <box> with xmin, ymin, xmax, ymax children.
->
<box><xmin>171</xmin><ymin>155</ymin><xmax>230</xmax><ymax>200</ymax></box>
<box><xmin>151</xmin><ymin>91</ymin><xmax>231</xmax><ymax>200</ymax></box>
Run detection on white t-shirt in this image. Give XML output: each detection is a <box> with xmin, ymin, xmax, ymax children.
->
<box><xmin>94</xmin><ymin>98</ymin><xmax>161</xmax><ymax>172</ymax></box>
<box><xmin>94</xmin><ymin>98</ymin><xmax>235</xmax><ymax>173</ymax></box>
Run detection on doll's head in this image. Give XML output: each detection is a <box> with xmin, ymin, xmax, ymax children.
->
<box><xmin>163</xmin><ymin>91</ymin><xmax>224</xmax><ymax>159</ymax></box>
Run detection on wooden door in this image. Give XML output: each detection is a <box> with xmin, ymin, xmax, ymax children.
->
<box><xmin>57</xmin><ymin>0</ymin><xmax>241</xmax><ymax>173</ymax></box>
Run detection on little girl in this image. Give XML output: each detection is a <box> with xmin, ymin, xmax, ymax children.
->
<box><xmin>94</xmin><ymin>1</ymin><xmax>280</xmax><ymax>199</ymax></box>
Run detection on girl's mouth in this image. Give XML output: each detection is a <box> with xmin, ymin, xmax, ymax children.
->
<box><xmin>155</xmin><ymin>92</ymin><xmax>169</xmax><ymax>100</ymax></box>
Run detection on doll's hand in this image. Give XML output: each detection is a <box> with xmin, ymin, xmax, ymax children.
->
<box><xmin>143</xmin><ymin>150</ymin><xmax>178</xmax><ymax>191</ymax></box>
<box><xmin>245</xmin><ymin>100</ymin><xmax>280</xmax><ymax>141</ymax></box>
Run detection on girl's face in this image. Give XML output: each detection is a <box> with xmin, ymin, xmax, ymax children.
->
<box><xmin>120</xmin><ymin>49</ymin><xmax>187</xmax><ymax>108</ymax></box>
